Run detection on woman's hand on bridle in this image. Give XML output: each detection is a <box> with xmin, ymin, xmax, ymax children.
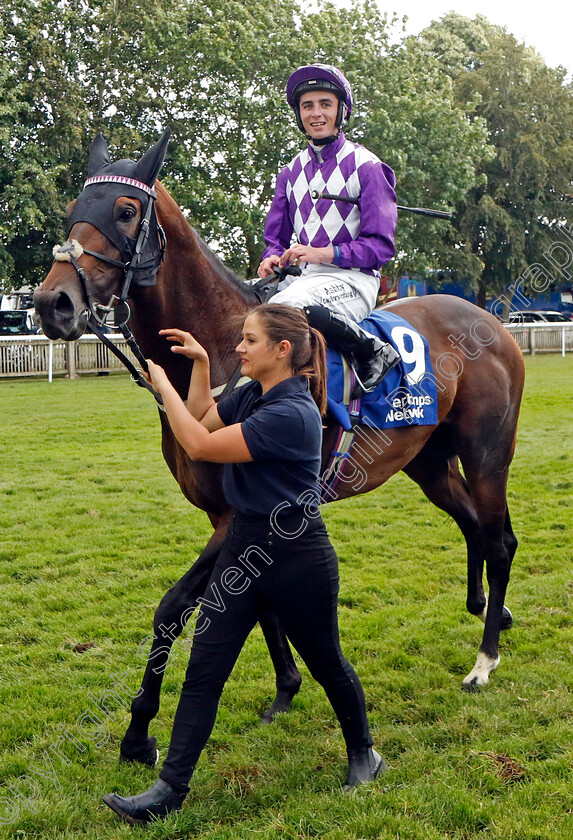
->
<box><xmin>159</xmin><ymin>328</ymin><xmax>209</xmax><ymax>363</ymax></box>
<box><xmin>144</xmin><ymin>359</ymin><xmax>171</xmax><ymax>393</ymax></box>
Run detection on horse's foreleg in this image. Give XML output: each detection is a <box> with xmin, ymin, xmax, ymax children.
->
<box><xmin>120</xmin><ymin>528</ymin><xmax>227</xmax><ymax>764</ymax></box>
<box><xmin>258</xmin><ymin>608</ymin><xmax>302</xmax><ymax>723</ymax></box>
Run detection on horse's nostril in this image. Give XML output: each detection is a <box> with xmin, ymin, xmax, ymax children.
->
<box><xmin>54</xmin><ymin>291</ymin><xmax>75</xmax><ymax>319</ymax></box>
<box><xmin>33</xmin><ymin>286</ymin><xmax>87</xmax><ymax>340</ymax></box>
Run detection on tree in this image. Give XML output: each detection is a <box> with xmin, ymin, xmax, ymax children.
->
<box><xmin>173</xmin><ymin>0</ymin><xmax>489</xmax><ymax>280</ymax></box>
<box><xmin>0</xmin><ymin>0</ymin><xmax>84</xmax><ymax>288</ymax></box>
<box><xmin>418</xmin><ymin>13</ymin><xmax>573</xmax><ymax>307</ymax></box>
<box><xmin>0</xmin><ymin>1</ymin><xmax>517</xmax><ymax>291</ymax></box>
<box><xmin>155</xmin><ymin>0</ymin><xmax>308</xmax><ymax>276</ymax></box>
<box><xmin>0</xmin><ymin>0</ymin><xmax>193</xmax><ymax>288</ymax></box>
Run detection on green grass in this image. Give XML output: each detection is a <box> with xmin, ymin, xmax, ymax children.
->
<box><xmin>0</xmin><ymin>355</ymin><xmax>572</xmax><ymax>839</ymax></box>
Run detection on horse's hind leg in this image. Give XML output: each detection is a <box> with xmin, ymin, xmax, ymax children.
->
<box><xmin>403</xmin><ymin>429</ymin><xmax>488</xmax><ymax>622</ymax></box>
<box><xmin>457</xmin><ymin>443</ymin><xmax>518</xmax><ymax>690</ymax></box>
<box><xmin>477</xmin><ymin>508</ymin><xmax>517</xmax><ymax>631</ymax></box>
<box><xmin>404</xmin><ymin>427</ymin><xmax>516</xmax><ymax>689</ymax></box>
<box><xmin>120</xmin><ymin>527</ymin><xmax>227</xmax><ymax>765</ymax></box>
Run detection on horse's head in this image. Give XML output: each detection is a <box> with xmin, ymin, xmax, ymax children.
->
<box><xmin>34</xmin><ymin>130</ymin><xmax>170</xmax><ymax>340</ymax></box>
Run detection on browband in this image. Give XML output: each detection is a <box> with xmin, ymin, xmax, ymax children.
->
<box><xmin>84</xmin><ymin>174</ymin><xmax>157</xmax><ymax>198</ymax></box>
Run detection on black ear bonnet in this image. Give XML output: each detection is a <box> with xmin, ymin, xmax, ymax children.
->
<box><xmin>67</xmin><ymin>129</ymin><xmax>170</xmax><ymax>288</ymax></box>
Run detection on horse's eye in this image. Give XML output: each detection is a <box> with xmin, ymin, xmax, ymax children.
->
<box><xmin>117</xmin><ymin>207</ymin><xmax>136</xmax><ymax>222</ymax></box>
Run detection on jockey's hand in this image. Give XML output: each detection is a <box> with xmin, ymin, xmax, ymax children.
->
<box><xmin>159</xmin><ymin>328</ymin><xmax>209</xmax><ymax>363</ymax></box>
<box><xmin>278</xmin><ymin>244</ymin><xmax>335</xmax><ymax>268</ymax></box>
<box><xmin>257</xmin><ymin>255</ymin><xmax>281</xmax><ymax>278</ymax></box>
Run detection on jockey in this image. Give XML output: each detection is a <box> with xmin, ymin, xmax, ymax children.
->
<box><xmin>258</xmin><ymin>63</ymin><xmax>400</xmax><ymax>393</ymax></box>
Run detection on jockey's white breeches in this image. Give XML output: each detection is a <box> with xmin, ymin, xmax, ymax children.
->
<box><xmin>271</xmin><ymin>264</ymin><xmax>380</xmax><ymax>323</ymax></box>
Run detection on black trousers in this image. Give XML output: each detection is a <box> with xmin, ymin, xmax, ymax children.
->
<box><xmin>159</xmin><ymin>509</ymin><xmax>373</xmax><ymax>792</ymax></box>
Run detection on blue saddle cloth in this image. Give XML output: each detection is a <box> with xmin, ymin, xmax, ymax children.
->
<box><xmin>326</xmin><ymin>310</ymin><xmax>438</xmax><ymax>430</ymax></box>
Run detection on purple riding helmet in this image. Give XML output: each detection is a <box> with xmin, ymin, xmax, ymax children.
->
<box><xmin>286</xmin><ymin>64</ymin><xmax>353</xmax><ymax>140</ymax></box>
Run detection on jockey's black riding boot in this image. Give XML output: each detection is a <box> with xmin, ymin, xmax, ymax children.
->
<box><xmin>343</xmin><ymin>747</ymin><xmax>388</xmax><ymax>791</ymax></box>
<box><xmin>102</xmin><ymin>778</ymin><xmax>188</xmax><ymax>824</ymax></box>
<box><xmin>304</xmin><ymin>305</ymin><xmax>399</xmax><ymax>394</ymax></box>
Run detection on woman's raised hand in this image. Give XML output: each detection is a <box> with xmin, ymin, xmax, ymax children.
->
<box><xmin>159</xmin><ymin>328</ymin><xmax>209</xmax><ymax>362</ymax></box>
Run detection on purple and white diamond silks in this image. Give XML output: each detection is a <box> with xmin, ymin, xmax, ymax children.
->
<box><xmin>262</xmin><ymin>133</ymin><xmax>397</xmax><ymax>280</ymax></box>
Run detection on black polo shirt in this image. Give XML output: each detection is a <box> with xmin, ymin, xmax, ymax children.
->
<box><xmin>217</xmin><ymin>376</ymin><xmax>322</xmax><ymax>516</ymax></box>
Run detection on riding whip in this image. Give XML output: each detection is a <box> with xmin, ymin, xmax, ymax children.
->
<box><xmin>310</xmin><ymin>190</ymin><xmax>453</xmax><ymax>220</ymax></box>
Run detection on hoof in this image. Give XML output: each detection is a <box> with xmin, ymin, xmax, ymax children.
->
<box><xmin>462</xmin><ymin>652</ymin><xmax>500</xmax><ymax>691</ymax></box>
<box><xmin>501</xmin><ymin>605</ymin><xmax>514</xmax><ymax>631</ymax></box>
<box><xmin>260</xmin><ymin>683</ymin><xmax>301</xmax><ymax>724</ymax></box>
<box><xmin>120</xmin><ymin>735</ymin><xmax>159</xmax><ymax>768</ymax></box>
<box><xmin>475</xmin><ymin>605</ymin><xmax>488</xmax><ymax>624</ymax></box>
<box><xmin>473</xmin><ymin>602</ymin><xmax>513</xmax><ymax>630</ymax></box>
<box><xmin>260</xmin><ymin>701</ymin><xmax>289</xmax><ymax>725</ymax></box>
<box><xmin>461</xmin><ymin>676</ymin><xmax>480</xmax><ymax>693</ymax></box>
<box><xmin>343</xmin><ymin>748</ymin><xmax>387</xmax><ymax>791</ymax></box>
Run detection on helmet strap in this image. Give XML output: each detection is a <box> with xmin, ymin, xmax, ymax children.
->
<box><xmin>310</xmin><ymin>133</ymin><xmax>339</xmax><ymax>147</ymax></box>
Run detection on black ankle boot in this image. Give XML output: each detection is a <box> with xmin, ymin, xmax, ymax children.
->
<box><xmin>353</xmin><ymin>341</ymin><xmax>400</xmax><ymax>394</ymax></box>
<box><xmin>343</xmin><ymin>747</ymin><xmax>388</xmax><ymax>791</ymax></box>
<box><xmin>304</xmin><ymin>305</ymin><xmax>400</xmax><ymax>394</ymax></box>
<box><xmin>102</xmin><ymin>779</ymin><xmax>187</xmax><ymax>824</ymax></box>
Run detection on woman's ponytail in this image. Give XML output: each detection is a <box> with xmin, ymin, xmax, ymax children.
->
<box><xmin>304</xmin><ymin>327</ymin><xmax>327</xmax><ymax>415</ymax></box>
<box><xmin>251</xmin><ymin>303</ymin><xmax>328</xmax><ymax>415</ymax></box>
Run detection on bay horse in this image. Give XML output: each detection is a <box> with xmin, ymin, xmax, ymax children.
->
<box><xmin>34</xmin><ymin>131</ymin><xmax>524</xmax><ymax>768</ymax></box>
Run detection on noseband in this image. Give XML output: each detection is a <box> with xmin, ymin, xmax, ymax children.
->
<box><xmin>52</xmin><ymin>176</ymin><xmax>166</xmax><ymax>405</ymax></box>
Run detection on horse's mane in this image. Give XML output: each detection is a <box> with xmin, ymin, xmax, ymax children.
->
<box><xmin>192</xmin><ymin>228</ymin><xmax>260</xmax><ymax>307</ymax></box>
<box><xmin>155</xmin><ymin>181</ymin><xmax>260</xmax><ymax>307</ymax></box>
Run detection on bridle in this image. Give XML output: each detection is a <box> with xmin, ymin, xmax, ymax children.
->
<box><xmin>51</xmin><ymin>176</ymin><xmax>304</xmax><ymax>409</ymax></box>
<box><xmin>52</xmin><ymin>176</ymin><xmax>166</xmax><ymax>405</ymax></box>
